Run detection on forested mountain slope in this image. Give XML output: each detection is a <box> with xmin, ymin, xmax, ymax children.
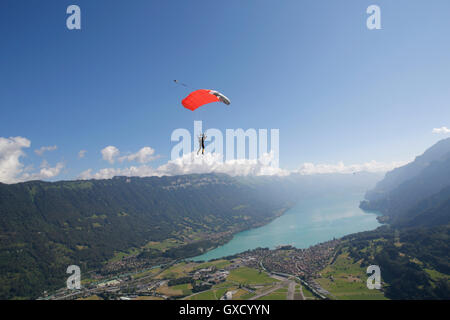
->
<box><xmin>0</xmin><ymin>173</ymin><xmax>289</xmax><ymax>299</ymax></box>
<box><xmin>361</xmin><ymin>138</ymin><xmax>450</xmax><ymax>226</ymax></box>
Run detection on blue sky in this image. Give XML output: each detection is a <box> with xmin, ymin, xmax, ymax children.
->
<box><xmin>1</xmin><ymin>0</ymin><xmax>450</xmax><ymax>182</ymax></box>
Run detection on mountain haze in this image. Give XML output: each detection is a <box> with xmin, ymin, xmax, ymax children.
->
<box><xmin>361</xmin><ymin>138</ymin><xmax>450</xmax><ymax>226</ymax></box>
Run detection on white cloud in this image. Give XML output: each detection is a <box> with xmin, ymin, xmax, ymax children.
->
<box><xmin>432</xmin><ymin>126</ymin><xmax>450</xmax><ymax>134</ymax></box>
<box><xmin>157</xmin><ymin>151</ymin><xmax>288</xmax><ymax>177</ymax></box>
<box><xmin>0</xmin><ymin>137</ymin><xmax>64</xmax><ymax>184</ymax></box>
<box><xmin>80</xmin><ymin>149</ymin><xmax>409</xmax><ymax>181</ymax></box>
<box><xmin>35</xmin><ymin>145</ymin><xmax>57</xmax><ymax>156</ymax></box>
<box><xmin>101</xmin><ymin>146</ymin><xmax>120</xmax><ymax>164</ymax></box>
<box><xmin>0</xmin><ymin>137</ymin><xmax>31</xmax><ymax>183</ymax></box>
<box><xmin>79</xmin><ymin>151</ymin><xmax>288</xmax><ymax>180</ymax></box>
<box><xmin>119</xmin><ymin>147</ymin><xmax>159</xmax><ymax>164</ymax></box>
<box><xmin>78</xmin><ymin>150</ymin><xmax>87</xmax><ymax>158</ymax></box>
<box><xmin>101</xmin><ymin>146</ymin><xmax>159</xmax><ymax>164</ymax></box>
<box><xmin>295</xmin><ymin>160</ymin><xmax>407</xmax><ymax>175</ymax></box>
<box><xmin>19</xmin><ymin>161</ymin><xmax>65</xmax><ymax>182</ymax></box>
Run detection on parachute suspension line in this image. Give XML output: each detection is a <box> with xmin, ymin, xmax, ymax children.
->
<box><xmin>173</xmin><ymin>80</ymin><xmax>197</xmax><ymax>90</ymax></box>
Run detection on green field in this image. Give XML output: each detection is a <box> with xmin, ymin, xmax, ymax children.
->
<box><xmin>108</xmin><ymin>247</ymin><xmax>141</xmax><ymax>262</ymax></box>
<box><xmin>425</xmin><ymin>268</ymin><xmax>450</xmax><ymax>283</ymax></box>
<box><xmin>316</xmin><ymin>252</ymin><xmax>387</xmax><ymax>300</ymax></box>
<box><xmin>132</xmin><ymin>267</ymin><xmax>161</xmax><ymax>280</ymax></box>
<box><xmin>228</xmin><ymin>267</ymin><xmax>278</xmax><ymax>285</ymax></box>
<box><xmin>185</xmin><ymin>281</ymin><xmax>237</xmax><ymax>300</ymax></box>
<box><xmin>194</xmin><ymin>259</ymin><xmax>231</xmax><ymax>270</ymax></box>
<box><xmin>257</xmin><ymin>292</ymin><xmax>286</xmax><ymax>300</ymax></box>
<box><xmin>301</xmin><ymin>285</ymin><xmax>317</xmax><ymax>299</ymax></box>
<box><xmin>144</xmin><ymin>238</ymin><xmax>184</xmax><ymax>251</ymax></box>
<box><xmin>155</xmin><ymin>262</ymin><xmax>196</xmax><ymax>279</ymax></box>
<box><xmin>171</xmin><ymin>283</ymin><xmax>193</xmax><ymax>296</ymax></box>
<box><xmin>185</xmin><ymin>280</ymin><xmax>252</xmax><ymax>300</ymax></box>
<box><xmin>240</xmin><ymin>292</ymin><xmax>256</xmax><ymax>300</ymax></box>
<box><xmin>186</xmin><ymin>290</ymin><xmax>217</xmax><ymax>300</ymax></box>
<box><xmin>255</xmin><ymin>286</ymin><xmax>288</xmax><ymax>300</ymax></box>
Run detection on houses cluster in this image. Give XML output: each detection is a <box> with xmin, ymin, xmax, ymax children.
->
<box><xmin>290</xmin><ymin>240</ymin><xmax>340</xmax><ymax>277</ymax></box>
<box><xmin>97</xmin><ymin>279</ymin><xmax>121</xmax><ymax>288</ymax></box>
<box><xmin>236</xmin><ymin>240</ymin><xmax>340</xmax><ymax>279</ymax></box>
<box><xmin>191</xmin><ymin>266</ymin><xmax>229</xmax><ymax>286</ymax></box>
<box><xmin>103</xmin><ymin>256</ymin><xmax>157</xmax><ymax>275</ymax></box>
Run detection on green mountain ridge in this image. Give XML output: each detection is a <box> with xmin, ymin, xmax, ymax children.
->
<box><xmin>0</xmin><ymin>173</ymin><xmax>289</xmax><ymax>299</ymax></box>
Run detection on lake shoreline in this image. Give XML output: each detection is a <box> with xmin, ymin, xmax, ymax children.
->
<box><xmin>190</xmin><ymin>192</ymin><xmax>382</xmax><ymax>262</ymax></box>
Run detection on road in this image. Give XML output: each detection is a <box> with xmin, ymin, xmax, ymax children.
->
<box><xmin>249</xmin><ymin>274</ymin><xmax>300</xmax><ymax>301</ymax></box>
<box><xmin>298</xmin><ymin>284</ymin><xmax>305</xmax><ymax>300</ymax></box>
<box><xmin>249</xmin><ymin>283</ymin><xmax>284</xmax><ymax>300</ymax></box>
<box><xmin>287</xmin><ymin>281</ymin><xmax>295</xmax><ymax>300</ymax></box>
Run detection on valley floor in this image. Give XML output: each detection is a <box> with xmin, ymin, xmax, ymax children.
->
<box><xmin>43</xmin><ymin>225</ymin><xmax>450</xmax><ymax>300</ymax></box>
<box><xmin>44</xmin><ymin>238</ymin><xmax>378</xmax><ymax>300</ymax></box>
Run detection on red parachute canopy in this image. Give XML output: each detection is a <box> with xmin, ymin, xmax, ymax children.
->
<box><xmin>182</xmin><ymin>89</ymin><xmax>230</xmax><ymax>111</ymax></box>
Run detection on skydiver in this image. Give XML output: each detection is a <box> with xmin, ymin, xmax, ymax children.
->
<box><xmin>197</xmin><ymin>133</ymin><xmax>207</xmax><ymax>155</ymax></box>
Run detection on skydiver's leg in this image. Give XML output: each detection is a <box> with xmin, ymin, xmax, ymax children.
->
<box><xmin>197</xmin><ymin>145</ymin><xmax>201</xmax><ymax>155</ymax></box>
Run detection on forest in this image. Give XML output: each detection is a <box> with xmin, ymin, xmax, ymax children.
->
<box><xmin>0</xmin><ymin>174</ymin><xmax>289</xmax><ymax>299</ymax></box>
<box><xmin>342</xmin><ymin>225</ymin><xmax>449</xmax><ymax>299</ymax></box>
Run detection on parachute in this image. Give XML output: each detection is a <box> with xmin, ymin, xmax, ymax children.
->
<box><xmin>173</xmin><ymin>80</ymin><xmax>230</xmax><ymax>111</ymax></box>
<box><xmin>181</xmin><ymin>89</ymin><xmax>231</xmax><ymax>111</ymax></box>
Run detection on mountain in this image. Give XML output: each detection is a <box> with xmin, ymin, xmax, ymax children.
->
<box><xmin>398</xmin><ymin>186</ymin><xmax>450</xmax><ymax>228</ymax></box>
<box><xmin>365</xmin><ymin>138</ymin><xmax>450</xmax><ymax>201</ymax></box>
<box><xmin>342</xmin><ymin>224</ymin><xmax>450</xmax><ymax>299</ymax></box>
<box><xmin>350</xmin><ymin>138</ymin><xmax>450</xmax><ymax>299</ymax></box>
<box><xmin>0</xmin><ymin>173</ymin><xmax>290</xmax><ymax>299</ymax></box>
<box><xmin>361</xmin><ymin>138</ymin><xmax>450</xmax><ymax>226</ymax></box>
<box><xmin>0</xmin><ymin>171</ymin><xmax>383</xmax><ymax>299</ymax></box>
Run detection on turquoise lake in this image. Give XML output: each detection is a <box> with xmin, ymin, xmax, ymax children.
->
<box><xmin>191</xmin><ymin>191</ymin><xmax>381</xmax><ymax>261</ymax></box>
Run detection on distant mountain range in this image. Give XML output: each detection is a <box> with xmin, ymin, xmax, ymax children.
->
<box><xmin>361</xmin><ymin>138</ymin><xmax>450</xmax><ymax>227</ymax></box>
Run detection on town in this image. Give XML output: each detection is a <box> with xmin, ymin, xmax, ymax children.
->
<box><xmin>41</xmin><ymin>239</ymin><xmax>341</xmax><ymax>300</ymax></box>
